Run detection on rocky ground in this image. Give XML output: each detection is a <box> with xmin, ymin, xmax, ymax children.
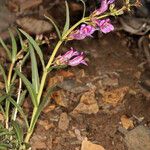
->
<box><xmin>0</xmin><ymin>0</ymin><xmax>150</xmax><ymax>150</ymax></box>
<box><xmin>28</xmin><ymin>33</ymin><xmax>150</xmax><ymax>150</ymax></box>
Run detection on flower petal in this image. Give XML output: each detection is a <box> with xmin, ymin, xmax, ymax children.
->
<box><xmin>68</xmin><ymin>55</ymin><xmax>87</xmax><ymax>66</ymax></box>
<box><xmin>68</xmin><ymin>24</ymin><xmax>96</xmax><ymax>40</ymax></box>
<box><xmin>95</xmin><ymin>19</ymin><xmax>114</xmax><ymax>33</ymax></box>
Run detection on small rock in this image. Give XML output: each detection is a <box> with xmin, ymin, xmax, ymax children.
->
<box><xmin>58</xmin><ymin>70</ymin><xmax>75</xmax><ymax>78</ymax></box>
<box><xmin>101</xmin><ymin>86</ymin><xmax>129</xmax><ymax>106</ymax></box>
<box><xmin>72</xmin><ymin>91</ymin><xmax>99</xmax><ymax>114</ymax></box>
<box><xmin>98</xmin><ymin>72</ymin><xmax>119</xmax><ymax>89</ymax></box>
<box><xmin>46</xmin><ymin>136</ymin><xmax>53</xmax><ymax>150</ymax></box>
<box><xmin>121</xmin><ymin>115</ymin><xmax>134</xmax><ymax>130</ymax></box>
<box><xmin>124</xmin><ymin>125</ymin><xmax>150</xmax><ymax>150</ymax></box>
<box><xmin>101</xmin><ymin>74</ymin><xmax>119</xmax><ymax>88</ymax></box>
<box><xmin>30</xmin><ymin>134</ymin><xmax>47</xmax><ymax>150</ymax></box>
<box><xmin>58</xmin><ymin>79</ymin><xmax>89</xmax><ymax>94</ymax></box>
<box><xmin>16</xmin><ymin>17</ymin><xmax>53</xmax><ymax>34</ymax></box>
<box><xmin>75</xmin><ymin>69</ymin><xmax>86</xmax><ymax>81</ymax></box>
<box><xmin>134</xmin><ymin>71</ymin><xmax>141</xmax><ymax>79</ymax></box>
<box><xmin>38</xmin><ymin>119</ymin><xmax>54</xmax><ymax>130</ymax></box>
<box><xmin>47</xmin><ymin>75</ymin><xmax>64</xmax><ymax>88</ymax></box>
<box><xmin>43</xmin><ymin>104</ymin><xmax>56</xmax><ymax>113</ymax></box>
<box><xmin>69</xmin><ymin>130</ymin><xmax>76</xmax><ymax>138</ymax></box>
<box><xmin>52</xmin><ymin>90</ymin><xmax>68</xmax><ymax>107</ymax></box>
<box><xmin>58</xmin><ymin>112</ymin><xmax>69</xmax><ymax>131</ymax></box>
<box><xmin>74</xmin><ymin>128</ymin><xmax>86</xmax><ymax>141</ymax></box>
<box><xmin>81</xmin><ymin>139</ymin><xmax>105</xmax><ymax>150</ymax></box>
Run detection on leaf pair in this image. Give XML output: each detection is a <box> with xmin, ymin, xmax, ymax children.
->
<box><xmin>15</xmin><ymin>29</ymin><xmax>45</xmax><ymax>107</ymax></box>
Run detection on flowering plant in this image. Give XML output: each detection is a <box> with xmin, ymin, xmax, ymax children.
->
<box><xmin>0</xmin><ymin>0</ymin><xmax>139</xmax><ymax>149</ymax></box>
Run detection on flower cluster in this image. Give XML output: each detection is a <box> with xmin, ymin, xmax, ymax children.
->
<box><xmin>67</xmin><ymin>0</ymin><xmax>115</xmax><ymax>40</ymax></box>
<box><xmin>68</xmin><ymin>24</ymin><xmax>96</xmax><ymax>40</ymax></box>
<box><xmin>54</xmin><ymin>48</ymin><xmax>87</xmax><ymax>67</ymax></box>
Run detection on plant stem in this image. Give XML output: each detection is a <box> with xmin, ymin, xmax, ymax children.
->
<box><xmin>24</xmin><ymin>106</ymin><xmax>37</xmax><ymax>143</ymax></box>
<box><xmin>12</xmin><ymin>61</ymin><xmax>22</xmax><ymax>121</ymax></box>
<box><xmin>7</xmin><ymin>63</ymin><xmax>14</xmax><ymax>92</ymax></box>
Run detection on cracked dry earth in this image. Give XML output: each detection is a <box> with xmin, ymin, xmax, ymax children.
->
<box><xmin>28</xmin><ymin>33</ymin><xmax>150</xmax><ymax>150</ymax></box>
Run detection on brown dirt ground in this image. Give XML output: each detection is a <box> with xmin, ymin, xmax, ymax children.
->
<box><xmin>30</xmin><ymin>33</ymin><xmax>150</xmax><ymax>150</ymax></box>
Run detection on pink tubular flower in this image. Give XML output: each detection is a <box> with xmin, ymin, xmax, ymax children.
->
<box><xmin>68</xmin><ymin>24</ymin><xmax>96</xmax><ymax>40</ymax></box>
<box><xmin>60</xmin><ymin>47</ymin><xmax>79</xmax><ymax>60</ymax></box>
<box><xmin>54</xmin><ymin>48</ymin><xmax>87</xmax><ymax>66</ymax></box>
<box><xmin>95</xmin><ymin>19</ymin><xmax>114</xmax><ymax>33</ymax></box>
<box><xmin>93</xmin><ymin>0</ymin><xmax>115</xmax><ymax>16</ymax></box>
<box><xmin>80</xmin><ymin>24</ymin><xmax>96</xmax><ymax>37</ymax></box>
<box><xmin>68</xmin><ymin>53</ymin><xmax>87</xmax><ymax>66</ymax></box>
<box><xmin>55</xmin><ymin>47</ymin><xmax>79</xmax><ymax>65</ymax></box>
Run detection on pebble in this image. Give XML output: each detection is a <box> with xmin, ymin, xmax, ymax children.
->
<box><xmin>58</xmin><ymin>112</ymin><xmax>69</xmax><ymax>131</ymax></box>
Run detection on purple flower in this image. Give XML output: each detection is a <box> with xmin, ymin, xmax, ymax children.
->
<box><xmin>68</xmin><ymin>24</ymin><xmax>96</xmax><ymax>40</ymax></box>
<box><xmin>95</xmin><ymin>19</ymin><xmax>114</xmax><ymax>33</ymax></box>
<box><xmin>68</xmin><ymin>53</ymin><xmax>88</xmax><ymax>66</ymax></box>
<box><xmin>59</xmin><ymin>47</ymin><xmax>79</xmax><ymax>60</ymax></box>
<box><xmin>80</xmin><ymin>24</ymin><xmax>96</xmax><ymax>37</ymax></box>
<box><xmin>54</xmin><ymin>48</ymin><xmax>87</xmax><ymax>66</ymax></box>
<box><xmin>93</xmin><ymin>0</ymin><xmax>115</xmax><ymax>16</ymax></box>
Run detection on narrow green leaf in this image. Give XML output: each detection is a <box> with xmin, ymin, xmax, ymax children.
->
<box><xmin>11</xmin><ymin>90</ymin><xmax>27</xmax><ymax>121</ymax></box>
<box><xmin>12</xmin><ymin>121</ymin><xmax>23</xmax><ymax>145</ymax></box>
<box><xmin>16</xmin><ymin>29</ymin><xmax>24</xmax><ymax>50</ymax></box>
<box><xmin>44</xmin><ymin>15</ymin><xmax>62</xmax><ymax>40</ymax></box>
<box><xmin>0</xmin><ymin>122</ymin><xmax>4</xmax><ymax>128</ymax></box>
<box><xmin>30</xmin><ymin>87</ymin><xmax>54</xmax><ymax>130</ymax></box>
<box><xmin>0</xmin><ymin>95</ymin><xmax>7</xmax><ymax>104</ymax></box>
<box><xmin>19</xmin><ymin>29</ymin><xmax>45</xmax><ymax>69</ymax></box>
<box><xmin>0</xmin><ymin>64</ymin><xmax>7</xmax><ymax>89</ymax></box>
<box><xmin>8</xmin><ymin>97</ymin><xmax>29</xmax><ymax>128</ymax></box>
<box><xmin>0</xmin><ymin>37</ymin><xmax>11</xmax><ymax>61</ymax></box>
<box><xmin>62</xmin><ymin>1</ymin><xmax>70</xmax><ymax>35</ymax></box>
<box><xmin>29</xmin><ymin>43</ymin><xmax>39</xmax><ymax>94</ymax></box>
<box><xmin>9</xmin><ymin>29</ymin><xmax>17</xmax><ymax>62</ymax></box>
<box><xmin>18</xmin><ymin>90</ymin><xmax>27</xmax><ymax>106</ymax></box>
<box><xmin>21</xmin><ymin>52</ymin><xmax>30</xmax><ymax>66</ymax></box>
<box><xmin>79</xmin><ymin>0</ymin><xmax>86</xmax><ymax>18</ymax></box>
<box><xmin>5</xmin><ymin>100</ymin><xmax>10</xmax><ymax>126</ymax></box>
<box><xmin>15</xmin><ymin>69</ymin><xmax>37</xmax><ymax>107</ymax></box>
<box><xmin>11</xmin><ymin>52</ymin><xmax>30</xmax><ymax>84</ymax></box>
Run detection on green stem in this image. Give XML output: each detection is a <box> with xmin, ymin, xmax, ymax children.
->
<box><xmin>7</xmin><ymin>63</ymin><xmax>14</xmax><ymax>92</ymax></box>
<box><xmin>24</xmin><ymin>106</ymin><xmax>37</xmax><ymax>143</ymax></box>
